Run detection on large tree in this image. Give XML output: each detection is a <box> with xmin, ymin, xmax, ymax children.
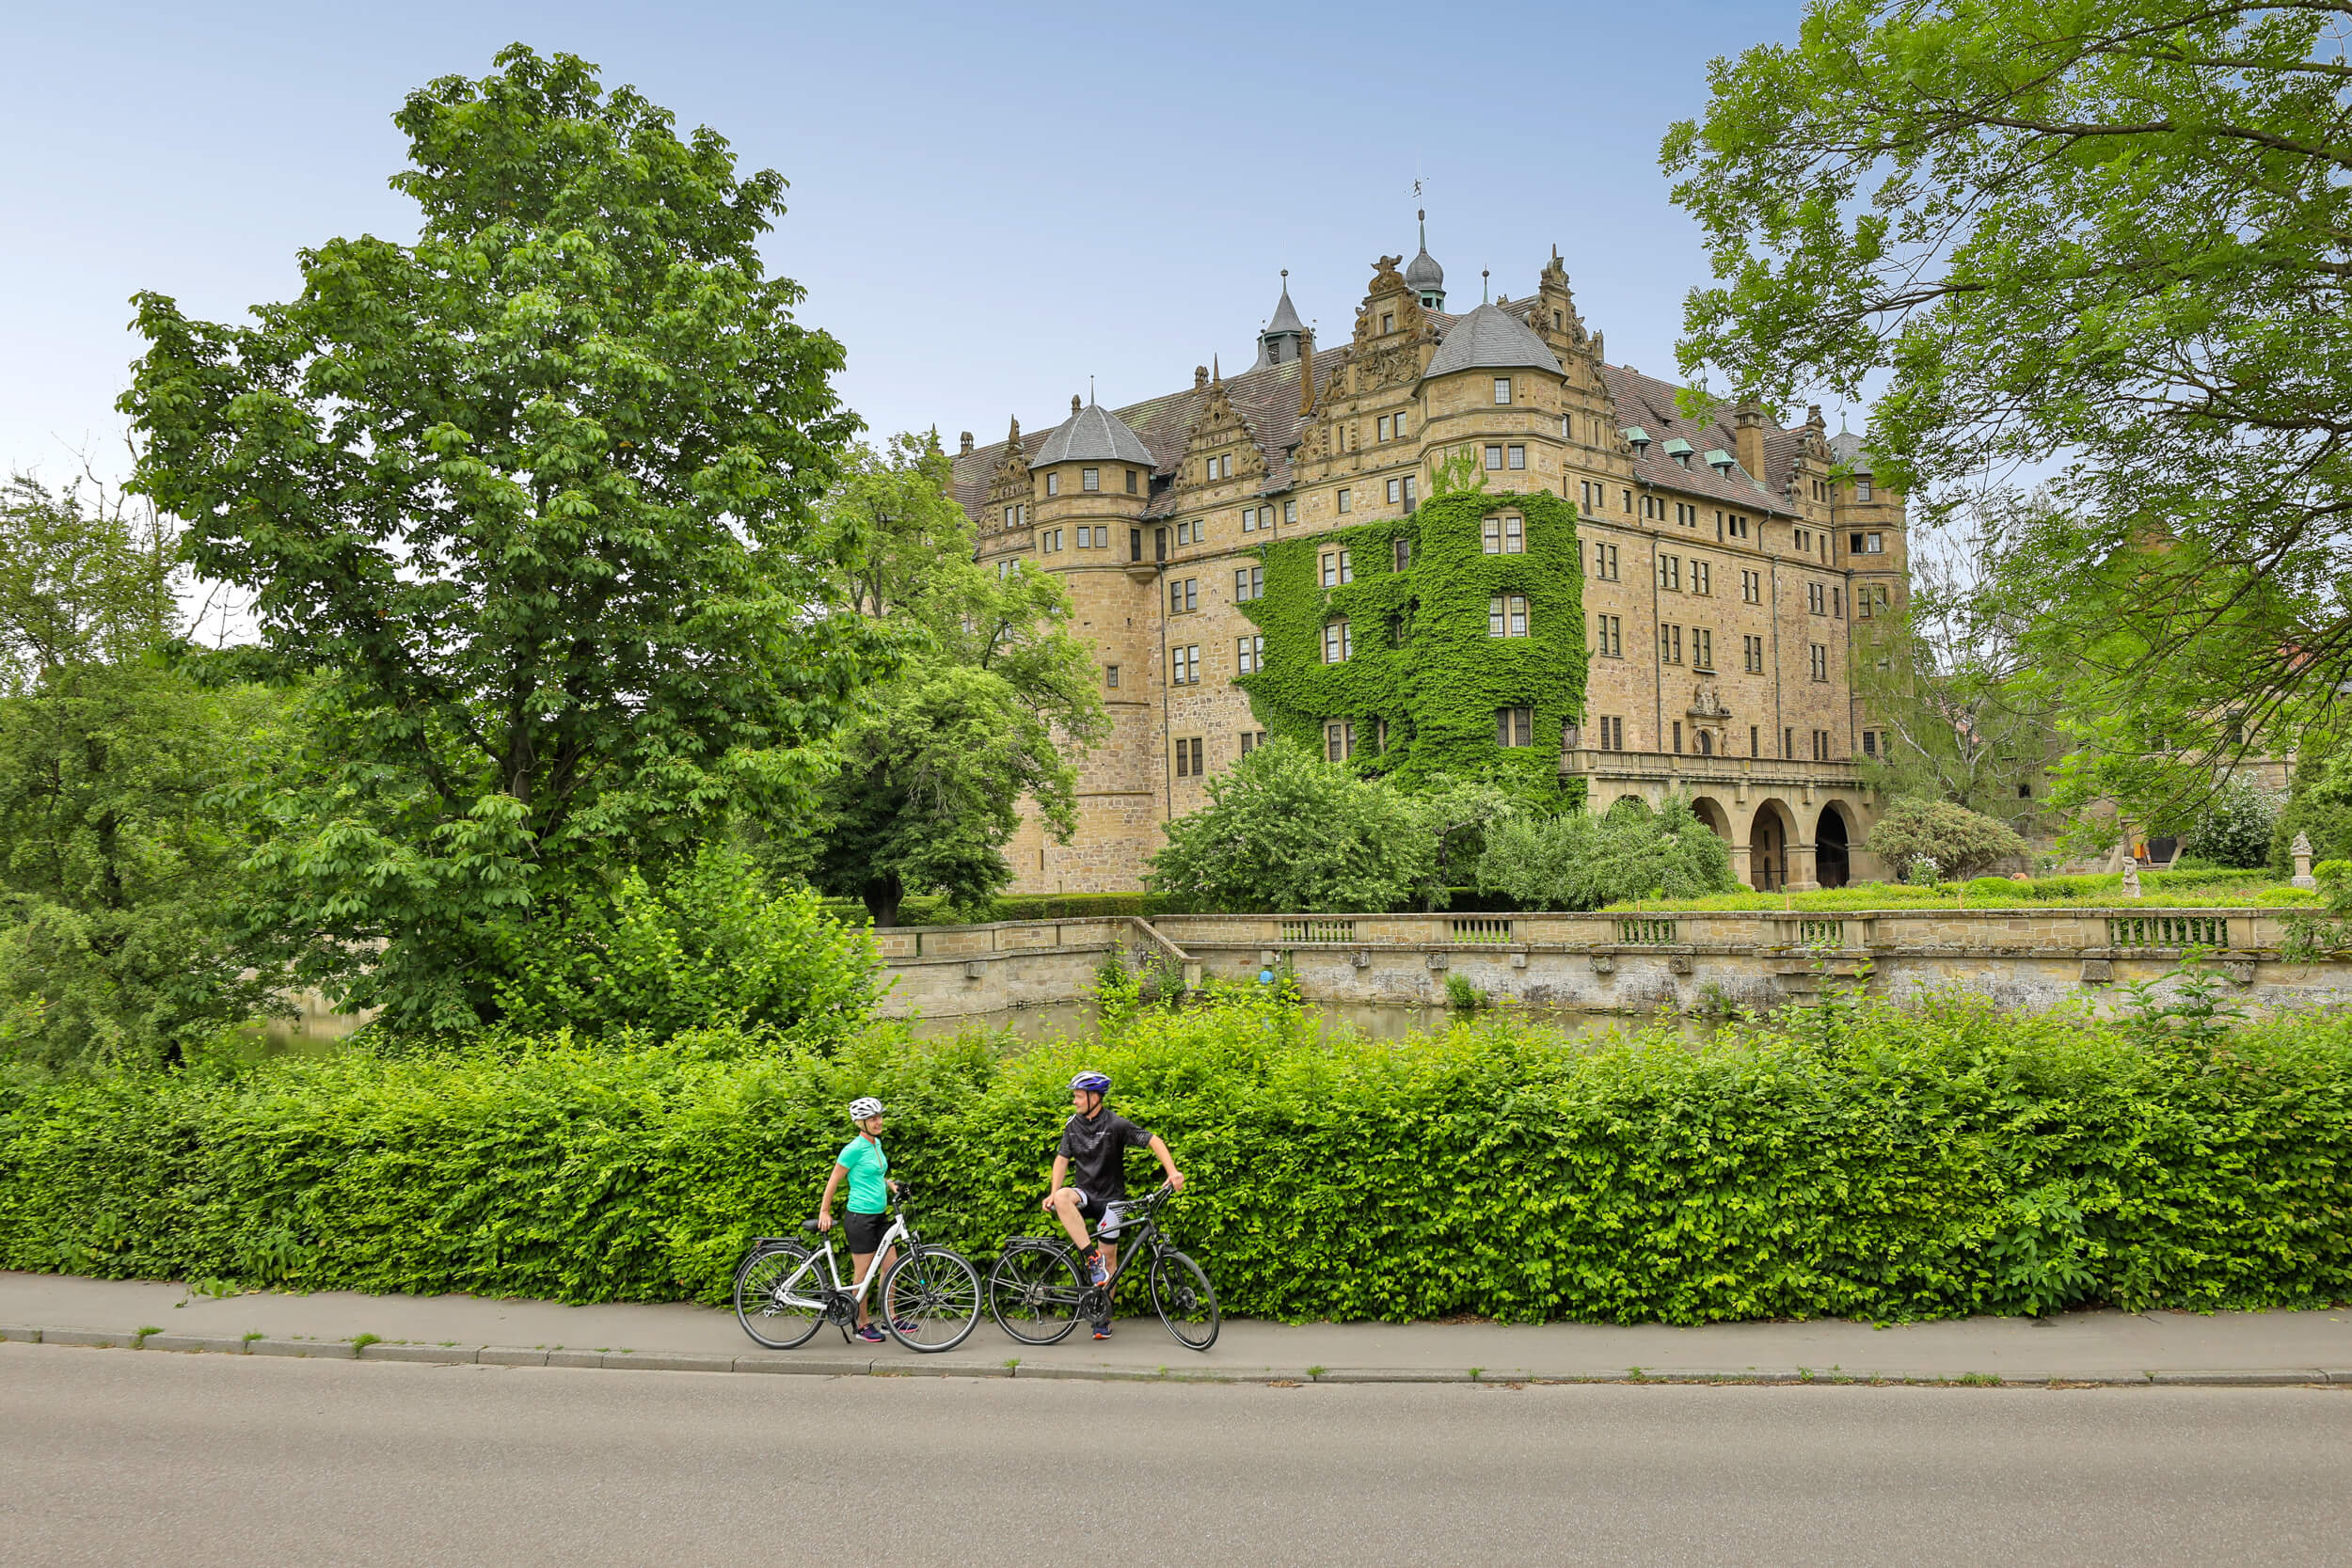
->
<box><xmin>0</xmin><ymin>475</ymin><xmax>287</xmax><ymax>1069</ymax></box>
<box><xmin>803</xmin><ymin>434</ymin><xmax>1105</xmax><ymax>926</ymax></box>
<box><xmin>1665</xmin><ymin>2</ymin><xmax>2352</xmax><ymax>818</ymax></box>
<box><xmin>120</xmin><ymin>47</ymin><xmax>893</xmax><ymax>1030</ymax></box>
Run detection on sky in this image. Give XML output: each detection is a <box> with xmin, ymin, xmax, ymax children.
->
<box><xmin>0</xmin><ymin>0</ymin><xmax>1820</xmax><ymax>490</ymax></box>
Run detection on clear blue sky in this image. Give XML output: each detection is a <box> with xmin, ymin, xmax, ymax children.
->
<box><xmin>0</xmin><ymin>0</ymin><xmax>1817</xmax><ymax>486</ymax></box>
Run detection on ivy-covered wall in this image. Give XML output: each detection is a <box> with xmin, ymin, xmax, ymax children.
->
<box><xmin>1235</xmin><ymin>488</ymin><xmax>1585</xmax><ymax>797</ymax></box>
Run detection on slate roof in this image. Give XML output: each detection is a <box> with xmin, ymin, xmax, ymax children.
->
<box><xmin>952</xmin><ymin>293</ymin><xmax>1820</xmax><ymax>526</ymax></box>
<box><xmin>1265</xmin><ymin>282</ymin><xmax>1305</xmax><ymax>336</ymax></box>
<box><xmin>1031</xmin><ymin>401</ymin><xmax>1155</xmax><ymax>467</ymax></box>
<box><xmin>1424</xmin><ymin>302</ymin><xmax>1563</xmax><ymax>379</ymax></box>
<box><xmin>1826</xmin><ymin>430</ymin><xmax>1874</xmax><ymax>473</ymax></box>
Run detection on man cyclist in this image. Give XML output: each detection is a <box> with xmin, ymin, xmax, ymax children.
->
<box><xmin>1041</xmin><ymin>1069</ymin><xmax>1184</xmax><ymax>1340</ymax></box>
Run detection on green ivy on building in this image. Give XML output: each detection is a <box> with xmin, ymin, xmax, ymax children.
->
<box><xmin>1235</xmin><ymin>487</ymin><xmax>1585</xmax><ymax>798</ymax></box>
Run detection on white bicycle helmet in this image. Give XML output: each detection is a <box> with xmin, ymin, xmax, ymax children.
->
<box><xmin>848</xmin><ymin>1097</ymin><xmax>884</xmax><ymax>1121</ymax></box>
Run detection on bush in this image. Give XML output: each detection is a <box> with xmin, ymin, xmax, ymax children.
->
<box><xmin>1867</xmin><ymin>798</ymin><xmax>2028</xmax><ymax>882</ymax></box>
<box><xmin>1477</xmin><ymin>795</ymin><xmax>1740</xmax><ymax>910</ymax></box>
<box><xmin>1148</xmin><ymin>739</ymin><xmax>1432</xmax><ymax>913</ymax></box>
<box><xmin>487</xmin><ymin>847</ymin><xmax>882</xmax><ymax>1048</ymax></box>
<box><xmin>2179</xmin><ymin>777</ymin><xmax>2280</xmax><ymax>869</ymax></box>
<box><xmin>10</xmin><ymin>990</ymin><xmax>2344</xmax><ymax>1323</ymax></box>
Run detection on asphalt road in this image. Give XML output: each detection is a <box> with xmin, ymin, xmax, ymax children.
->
<box><xmin>3</xmin><ymin>1345</ymin><xmax>2345</xmax><ymax>1567</ymax></box>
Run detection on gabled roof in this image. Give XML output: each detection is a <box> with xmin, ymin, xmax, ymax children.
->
<box><xmin>1423</xmin><ymin>302</ymin><xmax>1563</xmax><ymax>379</ymax></box>
<box><xmin>1597</xmin><ymin>363</ymin><xmax>1797</xmax><ymax>516</ymax></box>
<box><xmin>1032</xmin><ymin>401</ymin><xmax>1155</xmax><ymax>467</ymax></box>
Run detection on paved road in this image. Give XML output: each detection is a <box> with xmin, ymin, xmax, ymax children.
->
<box><xmin>4</xmin><ymin>1345</ymin><xmax>2345</xmax><ymax>1567</ymax></box>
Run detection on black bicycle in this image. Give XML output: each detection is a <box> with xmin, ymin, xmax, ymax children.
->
<box><xmin>732</xmin><ymin>1185</ymin><xmax>982</xmax><ymax>1354</ymax></box>
<box><xmin>986</xmin><ymin>1184</ymin><xmax>1219</xmax><ymax>1352</ymax></box>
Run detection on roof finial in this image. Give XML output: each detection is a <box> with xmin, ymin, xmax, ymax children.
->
<box><xmin>1482</xmin><ymin>268</ymin><xmax>1490</xmax><ymax>304</ymax></box>
<box><xmin>1089</xmin><ymin>374</ymin><xmax>1095</xmax><ymax>405</ymax></box>
<box><xmin>1212</xmin><ymin>354</ymin><xmax>1220</xmax><ymax>386</ymax></box>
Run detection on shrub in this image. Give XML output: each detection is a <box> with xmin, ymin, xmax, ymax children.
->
<box><xmin>12</xmin><ymin>989</ymin><xmax>2344</xmax><ymax>1323</ymax></box>
<box><xmin>487</xmin><ymin>847</ymin><xmax>882</xmax><ymax>1048</ymax></box>
<box><xmin>1148</xmin><ymin>739</ymin><xmax>1432</xmax><ymax>912</ymax></box>
<box><xmin>1866</xmin><ymin>798</ymin><xmax>2028</xmax><ymax>881</ymax></box>
<box><xmin>1477</xmin><ymin>795</ymin><xmax>1739</xmax><ymax>910</ymax></box>
<box><xmin>2179</xmin><ymin>777</ymin><xmax>2280</xmax><ymax>869</ymax></box>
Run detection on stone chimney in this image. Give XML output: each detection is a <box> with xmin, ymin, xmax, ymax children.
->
<box><xmin>1731</xmin><ymin>402</ymin><xmax>1770</xmax><ymax>481</ymax></box>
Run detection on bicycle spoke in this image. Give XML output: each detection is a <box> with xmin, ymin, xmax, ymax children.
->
<box><xmin>733</xmin><ymin>1245</ymin><xmax>827</xmax><ymax>1351</ymax></box>
<box><xmin>882</xmin><ymin>1248</ymin><xmax>981</xmax><ymax>1354</ymax></box>
<box><xmin>987</xmin><ymin>1242</ymin><xmax>1087</xmax><ymax>1346</ymax></box>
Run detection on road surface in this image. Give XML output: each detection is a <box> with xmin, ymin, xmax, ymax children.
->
<box><xmin>3</xmin><ymin>1345</ymin><xmax>2344</xmax><ymax>1566</ymax></box>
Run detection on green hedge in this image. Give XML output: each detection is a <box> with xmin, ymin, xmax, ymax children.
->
<box><xmin>4</xmin><ymin>995</ymin><xmax>2347</xmax><ymax>1323</ymax></box>
<box><xmin>820</xmin><ymin>892</ymin><xmax>1171</xmax><ymax>927</ymax></box>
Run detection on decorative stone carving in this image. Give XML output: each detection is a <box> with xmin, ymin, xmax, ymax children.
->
<box><xmin>1689</xmin><ymin>682</ymin><xmax>1731</xmax><ymax>720</ymax></box>
<box><xmin>2293</xmin><ymin>831</ymin><xmax>2317</xmax><ymax>890</ymax></box>
<box><xmin>2121</xmin><ymin>857</ymin><xmax>2142</xmax><ymax>900</ymax></box>
<box><xmin>2080</xmin><ymin>958</ymin><xmax>2114</xmax><ymax>984</ymax></box>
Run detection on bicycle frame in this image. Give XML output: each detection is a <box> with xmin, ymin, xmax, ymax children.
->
<box><xmin>777</xmin><ymin>1213</ymin><xmax>914</xmax><ymax>1315</ymax></box>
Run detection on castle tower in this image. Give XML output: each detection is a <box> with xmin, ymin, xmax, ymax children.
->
<box><xmin>1253</xmin><ymin>272</ymin><xmax>1308</xmax><ymax>368</ymax></box>
<box><xmin>1404</xmin><ymin>211</ymin><xmax>1445</xmax><ymax>311</ymax></box>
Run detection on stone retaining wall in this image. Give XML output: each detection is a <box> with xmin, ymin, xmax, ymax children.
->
<box><xmin>875</xmin><ymin>907</ymin><xmax>2350</xmax><ymax>1021</ymax></box>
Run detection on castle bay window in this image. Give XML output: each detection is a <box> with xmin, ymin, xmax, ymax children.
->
<box><xmin>1082</xmin><ymin>467</ymin><xmax>1100</xmax><ymax>492</ymax></box>
<box><xmin>1495</xmin><ymin>706</ymin><xmax>1533</xmax><ymax>747</ymax></box>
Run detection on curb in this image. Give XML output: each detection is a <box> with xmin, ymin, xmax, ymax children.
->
<box><xmin>0</xmin><ymin>1328</ymin><xmax>2343</xmax><ymax>1388</ymax></box>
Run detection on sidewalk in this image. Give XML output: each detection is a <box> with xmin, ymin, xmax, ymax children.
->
<box><xmin>4</xmin><ymin>1271</ymin><xmax>2346</xmax><ymax>1385</ymax></box>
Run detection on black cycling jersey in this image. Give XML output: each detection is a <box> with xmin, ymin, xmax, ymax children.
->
<box><xmin>1057</xmin><ymin>1109</ymin><xmax>1154</xmax><ymax>1203</ymax></box>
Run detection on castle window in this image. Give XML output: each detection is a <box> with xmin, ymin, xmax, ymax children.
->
<box><xmin>1856</xmin><ymin>480</ymin><xmax>1873</xmax><ymax>501</ymax></box>
<box><xmin>1862</xmin><ymin>730</ymin><xmax>1877</xmax><ymax>756</ymax></box>
<box><xmin>1172</xmin><ymin>644</ymin><xmax>1200</xmax><ymax>686</ymax></box>
<box><xmin>1234</xmin><ymin>565</ymin><xmax>1263</xmax><ymax>601</ymax></box>
<box><xmin>1622</xmin><ymin>488</ymin><xmax>1633</xmax><ymax>513</ymax></box>
<box><xmin>1326</xmin><ymin>721</ymin><xmax>1356</xmax><ymax>762</ymax></box>
<box><xmin>1485</xmin><ymin>445</ymin><xmax>1504</xmax><ymax>471</ymax></box>
<box><xmin>1496</xmin><ymin>707</ymin><xmax>1533</xmax><ymax>748</ymax></box>
<box><xmin>1785</xmin><ymin>726</ymin><xmax>1795</xmax><ymax>758</ymax></box>
<box><xmin>1236</xmin><ymin>635</ymin><xmax>1263</xmax><ymax>674</ymax></box>
<box><xmin>1337</xmin><ymin>488</ymin><xmax>1353</xmax><ymax>514</ymax></box>
<box><xmin>1741</xmin><ymin>569</ymin><xmax>1760</xmax><ymax>603</ymax></box>
<box><xmin>1595</xmin><ymin>614</ymin><xmax>1623</xmax><ymax>657</ymax></box>
<box><xmin>1382</xmin><ymin>312</ymin><xmax>1394</xmax><ymax>333</ymax></box>
<box><xmin>1003</xmin><ymin>505</ymin><xmax>1016</xmax><ymax>528</ymax></box>
<box><xmin>1660</xmin><ymin>625</ymin><xmax>1683</xmax><ymax>665</ymax></box>
<box><xmin>1240</xmin><ymin>730</ymin><xmax>1267</xmax><ymax>756</ymax></box>
<box><xmin>1387</xmin><ymin>479</ymin><xmax>1401</xmax><ymax>505</ymax></box>
<box><xmin>1743</xmin><ymin>634</ymin><xmax>1765</xmax><ymax>673</ymax></box>
<box><xmin>1082</xmin><ymin>467</ymin><xmax>1100</xmax><ymax>492</ymax></box>
<box><xmin>1323</xmin><ymin>620</ymin><xmax>1351</xmax><ymax>663</ymax></box>
<box><xmin>1692</xmin><ymin>561</ymin><xmax>1711</xmax><ymax>595</ymax></box>
<box><xmin>1175</xmin><ymin>736</ymin><xmax>1202</xmax><ymax>776</ymax></box>
<box><xmin>1493</xmin><ymin>377</ymin><xmax>1513</xmax><ymax>405</ymax></box>
<box><xmin>1105</xmin><ymin>664</ymin><xmax>1120</xmax><ymax>689</ymax></box>
<box><xmin>1659</xmin><ymin>555</ymin><xmax>1681</xmax><ymax>592</ymax></box>
<box><xmin>1728</xmin><ymin>513</ymin><xmax>1749</xmax><ymax>539</ymax></box>
<box><xmin>1833</xmin><ymin>587</ymin><xmax>1844</xmax><ymax>618</ymax></box>
<box><xmin>1046</xmin><ymin>473</ymin><xmax>1060</xmax><ymax>497</ymax></box>
<box><xmin>1507</xmin><ymin>445</ymin><xmax>1525</xmax><ymax>469</ymax></box>
<box><xmin>1397</xmin><ymin>412</ymin><xmax>1410</xmax><ymax>437</ymax></box>
<box><xmin>1488</xmin><ymin>594</ymin><xmax>1529</xmax><ymax>638</ymax></box>
<box><xmin>1751</xmin><ymin>724</ymin><xmax>1760</xmax><ymax>755</ymax></box>
<box><xmin>1169</xmin><ymin>578</ymin><xmax>1198</xmax><ymax>613</ymax></box>
<box><xmin>1674</xmin><ymin>721</ymin><xmax>1683</xmax><ymax>754</ymax></box>
<box><xmin>1807</xmin><ymin>582</ymin><xmax>1825</xmax><ymax>615</ymax></box>
<box><xmin>1154</xmin><ymin>527</ymin><xmax>1167</xmax><ymax>562</ymax></box>
<box><xmin>1810</xmin><ymin>643</ymin><xmax>1829</xmax><ymax>682</ymax></box>
<box><xmin>1403</xmin><ymin>476</ymin><xmax>1417</xmax><ymax>507</ymax></box>
<box><xmin>1378</xmin><ymin>416</ymin><xmax>1391</xmax><ymax>441</ymax></box>
<box><xmin>1596</xmin><ymin>716</ymin><xmax>1625</xmax><ymax>751</ymax></box>
<box><xmin>1339</xmin><ymin>548</ymin><xmax>1353</xmax><ymax>583</ymax></box>
<box><xmin>1692</xmin><ymin>629</ymin><xmax>1713</xmax><ymax>670</ymax></box>
<box><xmin>1222</xmin><ymin>453</ymin><xmax>1233</xmax><ymax>479</ymax></box>
<box><xmin>1594</xmin><ymin>543</ymin><xmax>1619</xmax><ymax>580</ymax></box>
<box><xmin>1283</xmin><ymin>499</ymin><xmax>1297</xmax><ymax>525</ymax></box>
<box><xmin>1394</xmin><ymin>537</ymin><xmax>1413</xmax><ymax>571</ymax></box>
<box><xmin>1126</xmin><ymin>468</ymin><xmax>1138</xmax><ymax>494</ymax></box>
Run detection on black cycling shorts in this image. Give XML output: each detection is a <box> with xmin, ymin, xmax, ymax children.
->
<box><xmin>844</xmin><ymin>1211</ymin><xmax>891</xmax><ymax>1253</ymax></box>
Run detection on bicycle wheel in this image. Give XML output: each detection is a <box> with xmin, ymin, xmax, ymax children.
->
<box><xmin>881</xmin><ymin>1246</ymin><xmax>982</xmax><ymax>1354</ymax></box>
<box><xmin>734</xmin><ymin>1244</ymin><xmax>828</xmax><ymax>1351</ymax></box>
<box><xmin>987</xmin><ymin>1241</ymin><xmax>1087</xmax><ymax>1346</ymax></box>
<box><xmin>1149</xmin><ymin>1248</ymin><xmax>1219</xmax><ymax>1352</ymax></box>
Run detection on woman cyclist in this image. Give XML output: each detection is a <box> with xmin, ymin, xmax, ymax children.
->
<box><xmin>818</xmin><ymin>1096</ymin><xmax>897</xmax><ymax>1343</ymax></box>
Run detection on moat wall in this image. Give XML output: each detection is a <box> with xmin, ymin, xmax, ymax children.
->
<box><xmin>872</xmin><ymin>907</ymin><xmax>2351</xmax><ymax>1022</ymax></box>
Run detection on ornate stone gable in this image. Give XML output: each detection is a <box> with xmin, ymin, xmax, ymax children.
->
<box><xmin>985</xmin><ymin>416</ymin><xmax>1030</xmax><ymax>523</ymax></box>
<box><xmin>1174</xmin><ymin>375</ymin><xmax>1268</xmax><ymax>494</ymax></box>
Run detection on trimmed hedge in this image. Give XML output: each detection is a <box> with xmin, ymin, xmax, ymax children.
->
<box><xmin>3</xmin><ymin>994</ymin><xmax>2347</xmax><ymax>1323</ymax></box>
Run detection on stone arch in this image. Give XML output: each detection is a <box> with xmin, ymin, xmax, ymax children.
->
<box><xmin>1688</xmin><ymin>795</ymin><xmax>1732</xmax><ymax>840</ymax></box>
<box><xmin>1747</xmin><ymin>799</ymin><xmax>1795</xmax><ymax>891</ymax></box>
<box><xmin>1815</xmin><ymin>800</ymin><xmax>1855</xmax><ymax>889</ymax></box>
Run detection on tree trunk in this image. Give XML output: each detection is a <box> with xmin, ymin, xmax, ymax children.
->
<box><xmin>863</xmin><ymin>872</ymin><xmax>904</xmax><ymax>929</ymax></box>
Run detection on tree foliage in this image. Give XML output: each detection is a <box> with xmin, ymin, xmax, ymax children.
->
<box><xmin>802</xmin><ymin>435</ymin><xmax>1106</xmax><ymax>926</ymax></box>
<box><xmin>1476</xmin><ymin>796</ymin><xmax>1740</xmax><ymax>911</ymax></box>
<box><xmin>0</xmin><ymin>476</ymin><xmax>288</xmax><ymax>1069</ymax></box>
<box><xmin>1147</xmin><ymin>739</ymin><xmax>1433</xmax><ymax>913</ymax></box>
<box><xmin>2177</xmin><ymin>775</ymin><xmax>2280</xmax><ymax>869</ymax></box>
<box><xmin>1866</xmin><ymin>797</ymin><xmax>2029</xmax><ymax>883</ymax></box>
<box><xmin>119</xmin><ymin>47</ymin><xmax>892</xmax><ymax>1030</ymax></box>
<box><xmin>1666</xmin><ymin>2</ymin><xmax>2352</xmax><ymax>817</ymax></box>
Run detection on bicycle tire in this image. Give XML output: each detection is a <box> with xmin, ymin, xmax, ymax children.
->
<box><xmin>987</xmin><ymin>1240</ymin><xmax>1088</xmax><ymax>1346</ymax></box>
<box><xmin>882</xmin><ymin>1245</ymin><xmax>983</xmax><ymax>1354</ymax></box>
<box><xmin>1149</xmin><ymin>1248</ymin><xmax>1219</xmax><ymax>1352</ymax></box>
<box><xmin>734</xmin><ymin>1243</ymin><xmax>828</xmax><ymax>1350</ymax></box>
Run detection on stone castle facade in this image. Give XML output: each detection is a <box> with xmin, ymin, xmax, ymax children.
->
<box><xmin>947</xmin><ymin>221</ymin><xmax>1908</xmax><ymax>894</ymax></box>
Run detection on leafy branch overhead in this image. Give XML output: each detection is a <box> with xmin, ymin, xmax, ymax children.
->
<box><xmin>1666</xmin><ymin>1</ymin><xmax>2352</xmax><ymax>814</ymax></box>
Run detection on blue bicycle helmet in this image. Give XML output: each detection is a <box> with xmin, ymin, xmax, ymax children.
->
<box><xmin>1069</xmin><ymin>1069</ymin><xmax>1112</xmax><ymax>1096</ymax></box>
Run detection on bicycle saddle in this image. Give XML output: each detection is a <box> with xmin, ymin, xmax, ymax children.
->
<box><xmin>801</xmin><ymin>1220</ymin><xmax>823</xmax><ymax>1233</ymax></box>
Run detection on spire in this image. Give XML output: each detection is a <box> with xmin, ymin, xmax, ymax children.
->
<box><xmin>1212</xmin><ymin>354</ymin><xmax>1220</xmax><ymax>386</ymax></box>
<box><xmin>1255</xmin><ymin>269</ymin><xmax>1309</xmax><ymax>369</ymax></box>
<box><xmin>1404</xmin><ymin>208</ymin><xmax>1445</xmax><ymax>309</ymax></box>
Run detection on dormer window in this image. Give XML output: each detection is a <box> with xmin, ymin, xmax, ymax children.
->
<box><xmin>1382</xmin><ymin>312</ymin><xmax>1395</xmax><ymax>334</ymax></box>
<box><xmin>1704</xmin><ymin>449</ymin><xmax>1734</xmax><ymax>475</ymax></box>
<box><xmin>1663</xmin><ymin>437</ymin><xmax>1693</xmax><ymax>469</ymax></box>
<box><xmin>1623</xmin><ymin>426</ymin><xmax>1650</xmax><ymax>452</ymax></box>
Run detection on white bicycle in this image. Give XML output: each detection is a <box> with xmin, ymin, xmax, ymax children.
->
<box><xmin>732</xmin><ymin>1188</ymin><xmax>982</xmax><ymax>1354</ymax></box>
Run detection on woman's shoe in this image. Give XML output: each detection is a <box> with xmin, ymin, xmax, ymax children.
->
<box><xmin>855</xmin><ymin>1324</ymin><xmax>886</xmax><ymax>1343</ymax></box>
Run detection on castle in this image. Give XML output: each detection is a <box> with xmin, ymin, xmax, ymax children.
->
<box><xmin>948</xmin><ymin>219</ymin><xmax>1907</xmax><ymax>894</ymax></box>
